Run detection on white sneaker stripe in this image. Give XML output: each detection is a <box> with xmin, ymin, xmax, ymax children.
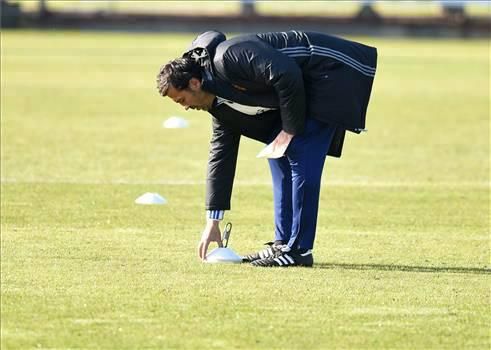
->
<box><xmin>284</xmin><ymin>254</ymin><xmax>295</xmax><ymax>264</ymax></box>
<box><xmin>259</xmin><ymin>251</ymin><xmax>264</xmax><ymax>259</ymax></box>
<box><xmin>267</xmin><ymin>248</ymin><xmax>273</xmax><ymax>256</ymax></box>
<box><xmin>278</xmin><ymin>256</ymin><xmax>289</xmax><ymax>265</ymax></box>
<box><xmin>274</xmin><ymin>258</ymin><xmax>283</xmax><ymax>266</ymax></box>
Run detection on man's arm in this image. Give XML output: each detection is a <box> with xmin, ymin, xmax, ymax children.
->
<box><xmin>205</xmin><ymin>116</ymin><xmax>241</xmax><ymax>212</ymax></box>
<box><xmin>199</xmin><ymin>115</ymin><xmax>240</xmax><ymax>260</ymax></box>
<box><xmin>215</xmin><ymin>40</ymin><xmax>306</xmax><ymax>135</ymax></box>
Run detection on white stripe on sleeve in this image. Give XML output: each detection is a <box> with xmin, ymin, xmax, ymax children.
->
<box><xmin>206</xmin><ymin>210</ymin><xmax>225</xmax><ymax>221</ymax></box>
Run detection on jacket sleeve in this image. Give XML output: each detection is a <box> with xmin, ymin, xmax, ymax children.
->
<box><xmin>215</xmin><ymin>41</ymin><xmax>306</xmax><ymax>135</ymax></box>
<box><xmin>206</xmin><ymin>116</ymin><xmax>241</xmax><ymax>211</ymax></box>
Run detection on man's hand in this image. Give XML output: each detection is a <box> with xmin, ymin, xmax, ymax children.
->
<box><xmin>198</xmin><ymin>219</ymin><xmax>223</xmax><ymax>261</ymax></box>
<box><xmin>267</xmin><ymin>130</ymin><xmax>294</xmax><ymax>158</ymax></box>
<box><xmin>274</xmin><ymin>130</ymin><xmax>294</xmax><ymax>147</ymax></box>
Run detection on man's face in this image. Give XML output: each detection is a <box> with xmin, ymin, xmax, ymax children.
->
<box><xmin>167</xmin><ymin>78</ymin><xmax>214</xmax><ymax>111</ymax></box>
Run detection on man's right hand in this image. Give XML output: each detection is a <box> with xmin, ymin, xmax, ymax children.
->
<box><xmin>260</xmin><ymin>130</ymin><xmax>294</xmax><ymax>159</ymax></box>
<box><xmin>198</xmin><ymin>219</ymin><xmax>223</xmax><ymax>261</ymax></box>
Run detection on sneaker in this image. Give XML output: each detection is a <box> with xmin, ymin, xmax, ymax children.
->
<box><xmin>251</xmin><ymin>249</ymin><xmax>314</xmax><ymax>267</ymax></box>
<box><xmin>242</xmin><ymin>242</ymin><xmax>284</xmax><ymax>263</ymax></box>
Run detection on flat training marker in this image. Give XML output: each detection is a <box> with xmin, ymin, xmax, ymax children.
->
<box><xmin>135</xmin><ymin>192</ymin><xmax>167</xmax><ymax>205</ymax></box>
<box><xmin>163</xmin><ymin>116</ymin><xmax>189</xmax><ymax>129</ymax></box>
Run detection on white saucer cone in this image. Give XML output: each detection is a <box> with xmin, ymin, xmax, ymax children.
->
<box><xmin>135</xmin><ymin>192</ymin><xmax>167</xmax><ymax>205</ymax></box>
<box><xmin>205</xmin><ymin>247</ymin><xmax>242</xmax><ymax>264</ymax></box>
<box><xmin>163</xmin><ymin>116</ymin><xmax>189</xmax><ymax>129</ymax></box>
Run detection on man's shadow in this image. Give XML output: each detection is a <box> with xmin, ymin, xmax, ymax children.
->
<box><xmin>315</xmin><ymin>262</ymin><xmax>491</xmax><ymax>275</ymax></box>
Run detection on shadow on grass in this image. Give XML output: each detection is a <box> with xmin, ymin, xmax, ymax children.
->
<box><xmin>316</xmin><ymin>262</ymin><xmax>491</xmax><ymax>275</ymax></box>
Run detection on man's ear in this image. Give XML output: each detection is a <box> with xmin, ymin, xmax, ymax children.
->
<box><xmin>188</xmin><ymin>77</ymin><xmax>201</xmax><ymax>91</ymax></box>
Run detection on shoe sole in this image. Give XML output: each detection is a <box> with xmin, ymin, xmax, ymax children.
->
<box><xmin>250</xmin><ymin>260</ymin><xmax>314</xmax><ymax>268</ymax></box>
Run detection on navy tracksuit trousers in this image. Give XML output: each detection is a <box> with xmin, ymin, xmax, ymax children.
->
<box><xmin>267</xmin><ymin>118</ymin><xmax>337</xmax><ymax>250</ymax></box>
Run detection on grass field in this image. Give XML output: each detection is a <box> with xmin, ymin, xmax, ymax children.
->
<box><xmin>12</xmin><ymin>0</ymin><xmax>491</xmax><ymax>18</ymax></box>
<box><xmin>1</xmin><ymin>30</ymin><xmax>490</xmax><ymax>349</ymax></box>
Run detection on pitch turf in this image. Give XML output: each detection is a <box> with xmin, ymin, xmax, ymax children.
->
<box><xmin>1</xmin><ymin>30</ymin><xmax>489</xmax><ymax>349</ymax></box>
<box><xmin>12</xmin><ymin>1</ymin><xmax>491</xmax><ymax>17</ymax></box>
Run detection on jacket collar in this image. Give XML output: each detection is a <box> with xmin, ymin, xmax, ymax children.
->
<box><xmin>201</xmin><ymin>68</ymin><xmax>238</xmax><ymax>102</ymax></box>
<box><xmin>201</xmin><ymin>68</ymin><xmax>219</xmax><ymax>94</ymax></box>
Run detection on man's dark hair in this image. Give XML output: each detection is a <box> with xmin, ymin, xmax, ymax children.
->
<box><xmin>156</xmin><ymin>58</ymin><xmax>203</xmax><ymax>97</ymax></box>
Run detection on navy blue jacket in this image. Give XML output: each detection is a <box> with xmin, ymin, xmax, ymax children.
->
<box><xmin>182</xmin><ymin>30</ymin><xmax>377</xmax><ymax>211</ymax></box>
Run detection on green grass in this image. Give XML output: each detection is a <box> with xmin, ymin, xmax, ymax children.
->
<box><xmin>12</xmin><ymin>0</ymin><xmax>491</xmax><ymax>18</ymax></box>
<box><xmin>1</xmin><ymin>30</ymin><xmax>490</xmax><ymax>349</ymax></box>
